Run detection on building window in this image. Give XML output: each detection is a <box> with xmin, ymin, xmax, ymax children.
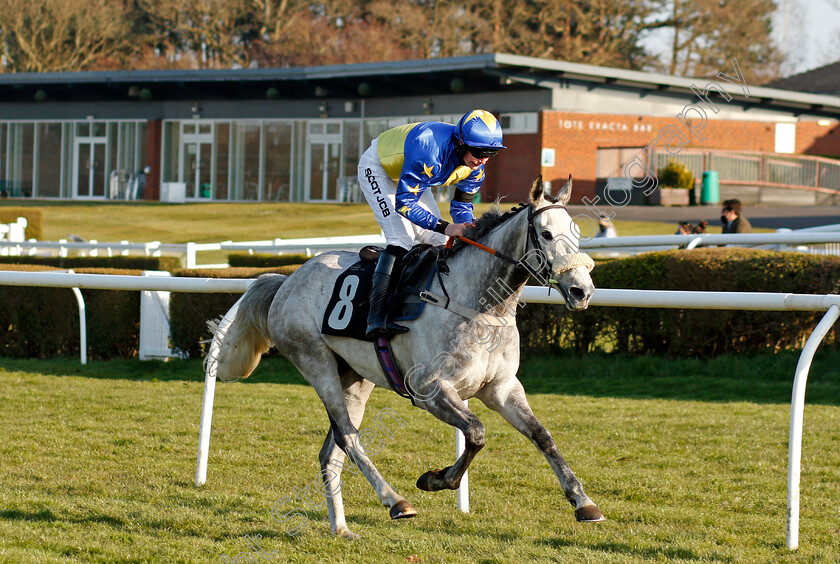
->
<box><xmin>500</xmin><ymin>113</ymin><xmax>538</xmax><ymax>134</ymax></box>
<box><xmin>61</xmin><ymin>123</ymin><xmax>73</xmax><ymax>198</ymax></box>
<box><xmin>9</xmin><ymin>123</ymin><xmax>34</xmax><ymax>198</ymax></box>
<box><xmin>0</xmin><ymin>123</ymin><xmax>7</xmax><ymax>198</ymax></box>
<box><xmin>363</xmin><ymin>120</ymin><xmax>389</xmax><ymax>148</ymax></box>
<box><xmin>118</xmin><ymin>123</ymin><xmax>136</xmax><ymax>175</ymax></box>
<box><xmin>231</xmin><ymin>122</ymin><xmax>261</xmax><ymax>200</ymax></box>
<box><xmin>264</xmin><ymin>122</ymin><xmax>292</xmax><ymax>202</ymax></box>
<box><xmin>341</xmin><ymin>121</ymin><xmax>361</xmax><ymax>201</ymax></box>
<box><xmin>162</xmin><ymin>122</ymin><xmax>180</xmax><ymax>183</ymax></box>
<box><xmin>214</xmin><ymin>122</ymin><xmax>230</xmax><ymax>200</ymax></box>
<box><xmin>292</xmin><ymin>120</ymin><xmax>307</xmax><ymax>201</ymax></box>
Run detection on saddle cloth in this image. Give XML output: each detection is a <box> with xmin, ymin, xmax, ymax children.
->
<box><xmin>321</xmin><ymin>245</ymin><xmax>442</xmax><ymax>340</ymax></box>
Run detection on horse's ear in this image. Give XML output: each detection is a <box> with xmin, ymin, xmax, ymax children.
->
<box><xmin>556</xmin><ymin>175</ymin><xmax>573</xmax><ymax>206</ymax></box>
<box><xmin>529</xmin><ymin>175</ymin><xmax>545</xmax><ymax>204</ymax></box>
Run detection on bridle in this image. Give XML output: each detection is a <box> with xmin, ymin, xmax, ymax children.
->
<box><xmin>446</xmin><ymin>203</ymin><xmax>594</xmax><ymax>300</ymax></box>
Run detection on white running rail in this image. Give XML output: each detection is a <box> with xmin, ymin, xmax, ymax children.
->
<box><xmin>0</xmin><ymin>270</ymin><xmax>835</xmax><ymax>551</ymax></box>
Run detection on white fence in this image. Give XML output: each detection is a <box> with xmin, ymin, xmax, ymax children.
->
<box><xmin>3</xmin><ymin>228</ymin><xmax>840</xmax><ymax>268</ymax></box>
<box><xmin>581</xmin><ymin>229</ymin><xmax>840</xmax><ymax>256</ymax></box>
<box><xmin>0</xmin><ymin>217</ymin><xmax>27</xmax><ymax>250</ymax></box>
<box><xmin>0</xmin><ymin>234</ymin><xmax>387</xmax><ymax>268</ymax></box>
<box><xmin>0</xmin><ymin>270</ymin><xmax>837</xmax><ymax>551</ymax></box>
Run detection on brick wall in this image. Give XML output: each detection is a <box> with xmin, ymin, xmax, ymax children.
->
<box><xmin>144</xmin><ymin>120</ymin><xmax>162</xmax><ymax>201</ymax></box>
<box><xmin>484</xmin><ymin>132</ymin><xmax>541</xmax><ymax>203</ymax></box>
<box><xmin>540</xmin><ymin>110</ymin><xmax>840</xmax><ymax>204</ymax></box>
<box><xmin>798</xmin><ymin>121</ymin><xmax>840</xmax><ymax>156</ymax></box>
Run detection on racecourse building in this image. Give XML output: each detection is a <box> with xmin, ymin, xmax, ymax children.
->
<box><xmin>0</xmin><ymin>54</ymin><xmax>839</xmax><ymax>205</ymax></box>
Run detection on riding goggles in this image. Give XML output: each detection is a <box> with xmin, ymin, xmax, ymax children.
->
<box><xmin>466</xmin><ymin>146</ymin><xmax>501</xmax><ymax>159</ymax></box>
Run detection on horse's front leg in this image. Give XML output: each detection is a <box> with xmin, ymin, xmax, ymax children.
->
<box><xmin>414</xmin><ymin>381</ymin><xmax>485</xmax><ymax>491</ymax></box>
<box><xmin>478</xmin><ymin>379</ymin><xmax>605</xmax><ymax>522</ymax></box>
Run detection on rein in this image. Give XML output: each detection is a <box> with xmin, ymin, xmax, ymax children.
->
<box><xmin>446</xmin><ymin>203</ymin><xmax>591</xmax><ymax>275</ymax></box>
<box><xmin>445</xmin><ymin>203</ymin><xmax>594</xmax><ymax>298</ymax></box>
<box><xmin>445</xmin><ymin>234</ymin><xmax>519</xmax><ymax>265</ymax></box>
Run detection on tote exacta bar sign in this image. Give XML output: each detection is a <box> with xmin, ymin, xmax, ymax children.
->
<box><xmin>560</xmin><ymin>119</ymin><xmax>654</xmax><ymax>133</ymax></box>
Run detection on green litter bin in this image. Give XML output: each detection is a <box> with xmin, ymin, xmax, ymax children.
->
<box><xmin>701</xmin><ymin>171</ymin><xmax>719</xmax><ymax>205</ymax></box>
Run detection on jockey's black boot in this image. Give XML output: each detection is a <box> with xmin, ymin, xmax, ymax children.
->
<box><xmin>365</xmin><ymin>247</ymin><xmax>409</xmax><ymax>340</ymax></box>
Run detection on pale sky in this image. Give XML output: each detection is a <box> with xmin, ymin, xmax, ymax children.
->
<box><xmin>774</xmin><ymin>0</ymin><xmax>840</xmax><ymax>74</ymax></box>
<box><xmin>641</xmin><ymin>0</ymin><xmax>840</xmax><ymax>78</ymax></box>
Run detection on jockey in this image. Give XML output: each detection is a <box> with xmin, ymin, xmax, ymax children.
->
<box><xmin>357</xmin><ymin>109</ymin><xmax>506</xmax><ymax>339</ymax></box>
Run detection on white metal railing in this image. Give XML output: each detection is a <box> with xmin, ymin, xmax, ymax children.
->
<box><xmin>0</xmin><ymin>272</ymin><xmax>837</xmax><ymax>551</ymax></box>
<box><xmin>0</xmin><ymin>239</ymin><xmax>227</xmax><ymax>269</ymax></box>
<box><xmin>217</xmin><ymin>234</ymin><xmax>385</xmax><ymax>257</ymax></box>
<box><xmin>661</xmin><ymin>149</ymin><xmax>840</xmax><ymax>193</ymax></box>
<box><xmin>0</xmin><ymin>235</ymin><xmax>386</xmax><ymax>268</ymax></box>
<box><xmin>4</xmin><ymin>229</ymin><xmax>840</xmax><ymax>268</ymax></box>
<box><xmin>583</xmin><ymin>230</ymin><xmax>840</xmax><ymax>256</ymax></box>
<box><xmin>0</xmin><ymin>271</ymin><xmax>250</xmax><ymax>292</ymax></box>
<box><xmin>0</xmin><ymin>217</ymin><xmax>27</xmax><ymax>247</ymax></box>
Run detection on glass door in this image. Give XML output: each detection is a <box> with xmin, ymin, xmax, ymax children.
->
<box><xmin>306</xmin><ymin>121</ymin><xmax>342</xmax><ymax>202</ymax></box>
<box><xmin>180</xmin><ymin>122</ymin><xmax>214</xmax><ymax>199</ymax></box>
<box><xmin>74</xmin><ymin>138</ymin><xmax>107</xmax><ymax>198</ymax></box>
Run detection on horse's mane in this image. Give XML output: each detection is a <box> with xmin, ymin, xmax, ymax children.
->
<box><xmin>449</xmin><ymin>201</ymin><xmax>530</xmax><ymax>254</ymax></box>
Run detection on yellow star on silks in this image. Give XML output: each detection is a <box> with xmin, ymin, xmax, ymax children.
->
<box><xmin>422</xmin><ymin>163</ymin><xmax>434</xmax><ymax>178</ymax></box>
<box><xmin>475</xmin><ymin>169</ymin><xmax>484</xmax><ymax>181</ymax></box>
<box><xmin>398</xmin><ymin>205</ymin><xmax>410</xmax><ymax>214</ymax></box>
<box><xmin>407</xmin><ymin>183</ymin><xmax>422</xmax><ymax>195</ymax></box>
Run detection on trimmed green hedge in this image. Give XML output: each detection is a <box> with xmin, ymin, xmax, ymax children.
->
<box><xmin>6</xmin><ymin>247</ymin><xmax>836</xmax><ymax>360</ymax></box>
<box><xmin>0</xmin><ymin>207</ymin><xmax>43</xmax><ymax>240</ymax></box>
<box><xmin>0</xmin><ymin>255</ymin><xmax>182</xmax><ymax>271</ymax></box>
<box><xmin>169</xmin><ymin>265</ymin><xmax>302</xmax><ymax>359</ymax></box>
<box><xmin>0</xmin><ymin>265</ymin><xmax>142</xmax><ymax>359</ymax></box>
<box><xmin>0</xmin><ymin>263</ymin><xmax>305</xmax><ymax>360</ymax></box>
<box><xmin>228</xmin><ymin>253</ymin><xmax>311</xmax><ymax>268</ymax></box>
<box><xmin>517</xmin><ymin>247</ymin><xmax>840</xmax><ymax>356</ymax></box>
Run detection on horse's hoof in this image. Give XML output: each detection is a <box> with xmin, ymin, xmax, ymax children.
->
<box><xmin>390</xmin><ymin>500</ymin><xmax>418</xmax><ymax>520</ymax></box>
<box><xmin>416</xmin><ymin>468</ymin><xmax>452</xmax><ymax>491</ymax></box>
<box><xmin>575</xmin><ymin>505</ymin><xmax>606</xmax><ymax>523</ymax></box>
<box><xmin>336</xmin><ymin>528</ymin><xmax>360</xmax><ymax>540</ymax></box>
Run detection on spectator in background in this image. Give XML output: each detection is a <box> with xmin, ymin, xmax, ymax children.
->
<box><xmin>136</xmin><ymin>166</ymin><xmax>150</xmax><ymax>200</ymax></box>
<box><xmin>692</xmin><ymin>220</ymin><xmax>708</xmax><ymax>234</ymax></box>
<box><xmin>676</xmin><ymin>221</ymin><xmax>692</xmax><ymax>235</ymax></box>
<box><xmin>721</xmin><ymin>199</ymin><xmax>752</xmax><ymax>233</ymax></box>
<box><xmin>596</xmin><ymin>214</ymin><xmax>617</xmax><ymax>238</ymax></box>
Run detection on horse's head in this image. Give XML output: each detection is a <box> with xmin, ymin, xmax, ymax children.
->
<box><xmin>527</xmin><ymin>175</ymin><xmax>595</xmax><ymax>310</ymax></box>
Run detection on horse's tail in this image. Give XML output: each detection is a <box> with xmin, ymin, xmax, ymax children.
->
<box><xmin>204</xmin><ymin>273</ymin><xmax>288</xmax><ymax>382</ymax></box>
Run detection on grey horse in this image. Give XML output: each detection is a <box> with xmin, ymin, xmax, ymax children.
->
<box><xmin>205</xmin><ymin>176</ymin><xmax>604</xmax><ymax>539</ymax></box>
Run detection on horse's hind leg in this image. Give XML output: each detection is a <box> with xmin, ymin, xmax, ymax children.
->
<box><xmin>318</xmin><ymin>371</ymin><xmax>376</xmax><ymax>539</ymax></box>
<box><xmin>414</xmin><ymin>382</ymin><xmax>485</xmax><ymax>491</ymax></box>
<box><xmin>478</xmin><ymin>379</ymin><xmax>605</xmax><ymax>523</ymax></box>
<box><xmin>289</xmin><ymin>348</ymin><xmax>416</xmax><ymax>527</ymax></box>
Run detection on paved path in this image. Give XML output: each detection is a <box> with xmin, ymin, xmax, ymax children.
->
<box><xmin>566</xmin><ymin>204</ymin><xmax>840</xmax><ymax>230</ymax></box>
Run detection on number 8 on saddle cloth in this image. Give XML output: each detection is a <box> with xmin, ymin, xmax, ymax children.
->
<box><xmin>321</xmin><ymin>245</ymin><xmax>442</xmax><ymax>340</ymax></box>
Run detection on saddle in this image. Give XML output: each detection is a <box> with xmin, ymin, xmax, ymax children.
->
<box><xmin>320</xmin><ymin>244</ymin><xmax>444</xmax><ymax>341</ymax></box>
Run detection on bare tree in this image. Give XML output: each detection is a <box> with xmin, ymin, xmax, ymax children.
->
<box><xmin>364</xmin><ymin>0</ymin><xmax>668</xmax><ymax>69</ymax></box>
<box><xmin>247</xmin><ymin>0</ymin><xmax>415</xmax><ymax>67</ymax></box>
<box><xmin>664</xmin><ymin>0</ymin><xmax>783</xmax><ymax>82</ymax></box>
<box><xmin>0</xmin><ymin>0</ymin><xmax>133</xmax><ymax>72</ymax></box>
<box><xmin>135</xmin><ymin>0</ymin><xmax>255</xmax><ymax>69</ymax></box>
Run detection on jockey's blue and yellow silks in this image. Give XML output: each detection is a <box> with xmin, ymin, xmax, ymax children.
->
<box><xmin>376</xmin><ymin>121</ymin><xmax>484</xmax><ymax>231</ymax></box>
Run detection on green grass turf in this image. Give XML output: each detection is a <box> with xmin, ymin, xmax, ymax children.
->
<box><xmin>1</xmin><ymin>201</ymin><xmax>744</xmax><ymax>244</ymax></box>
<box><xmin>1</xmin><ymin>352</ymin><xmax>838</xmax><ymax>563</ymax></box>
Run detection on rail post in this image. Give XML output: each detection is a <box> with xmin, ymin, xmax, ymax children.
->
<box><xmin>786</xmin><ymin>304</ymin><xmax>840</xmax><ymax>550</ymax></box>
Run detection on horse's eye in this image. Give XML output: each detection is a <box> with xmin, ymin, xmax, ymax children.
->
<box><xmin>541</xmin><ymin>230</ymin><xmax>553</xmax><ymax>240</ymax></box>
